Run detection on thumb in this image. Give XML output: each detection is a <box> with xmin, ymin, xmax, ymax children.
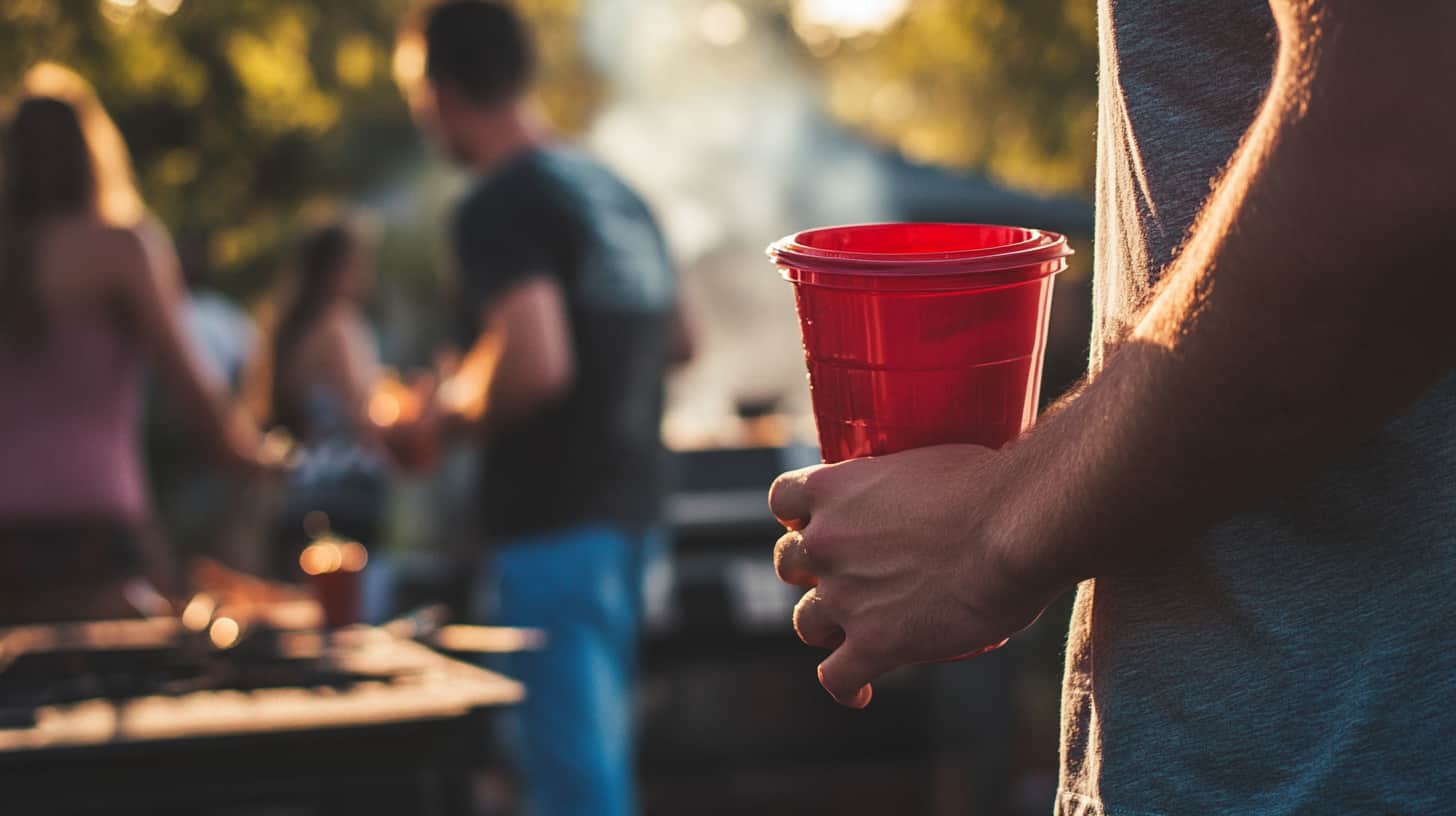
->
<box><xmin>817</xmin><ymin>643</ymin><xmax>884</xmax><ymax>709</ymax></box>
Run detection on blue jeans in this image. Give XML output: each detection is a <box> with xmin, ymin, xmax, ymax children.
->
<box><xmin>477</xmin><ymin>523</ymin><xmax>662</xmax><ymax>816</ymax></box>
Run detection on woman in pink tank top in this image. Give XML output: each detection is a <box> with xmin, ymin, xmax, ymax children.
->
<box><xmin>0</xmin><ymin>65</ymin><xmax>271</xmax><ymax>622</ymax></box>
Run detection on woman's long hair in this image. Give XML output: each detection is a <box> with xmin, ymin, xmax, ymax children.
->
<box><xmin>0</xmin><ymin>64</ymin><xmax>143</xmax><ymax>342</ymax></box>
<box><xmin>269</xmin><ymin>221</ymin><xmax>359</xmax><ymax>437</ymax></box>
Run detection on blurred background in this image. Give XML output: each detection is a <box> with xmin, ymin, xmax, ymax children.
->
<box><xmin>0</xmin><ymin>0</ymin><xmax>1096</xmax><ymax>814</ymax></box>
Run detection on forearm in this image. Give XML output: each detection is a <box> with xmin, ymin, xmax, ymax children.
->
<box><xmin>436</xmin><ymin>360</ymin><xmax>559</xmax><ymax>441</ymax></box>
<box><xmin>150</xmin><ymin>303</ymin><xmax>257</xmax><ymax>464</ymax></box>
<box><xmin>998</xmin><ymin>5</ymin><xmax>1456</xmax><ymax>588</ymax></box>
<box><xmin>165</xmin><ymin>362</ymin><xmax>256</xmax><ymax>466</ymax></box>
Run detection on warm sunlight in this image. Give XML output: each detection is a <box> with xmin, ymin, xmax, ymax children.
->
<box><xmin>793</xmin><ymin>0</ymin><xmax>909</xmax><ymax>38</ymax></box>
<box><xmin>699</xmin><ymin>1</ymin><xmax>749</xmax><ymax>48</ymax></box>
<box><xmin>207</xmin><ymin>616</ymin><xmax>241</xmax><ymax>650</ymax></box>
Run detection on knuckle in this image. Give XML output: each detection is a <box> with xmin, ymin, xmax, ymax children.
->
<box><xmin>769</xmin><ymin>467</ymin><xmax>808</xmax><ymax>506</ymax></box>
<box><xmin>791</xmin><ymin>588</ymin><xmax>822</xmax><ymax>624</ymax></box>
<box><xmin>767</xmin><ymin>473</ymin><xmax>790</xmax><ymax>506</ymax></box>
<box><xmin>792</xmin><ymin>603</ymin><xmax>818</xmax><ymax>644</ymax></box>
<box><xmin>773</xmin><ymin>531</ymin><xmax>812</xmax><ymax>584</ymax></box>
<box><xmin>791</xmin><ymin>613</ymin><xmax>811</xmax><ymax>645</ymax></box>
<box><xmin>798</xmin><ymin>465</ymin><xmax>829</xmax><ymax>499</ymax></box>
<box><xmin>792</xmin><ymin>591</ymin><xmax>840</xmax><ymax>646</ymax></box>
<box><xmin>773</xmin><ymin>529</ymin><xmax>799</xmax><ymax>559</ymax></box>
<box><xmin>801</xmin><ymin>582</ymin><xmax>838</xmax><ymax>616</ymax></box>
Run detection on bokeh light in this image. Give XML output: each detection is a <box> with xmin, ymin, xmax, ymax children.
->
<box><xmin>181</xmin><ymin>593</ymin><xmax>216</xmax><ymax>632</ymax></box>
<box><xmin>299</xmin><ymin>539</ymin><xmax>344</xmax><ymax>576</ymax></box>
<box><xmin>340</xmin><ymin>541</ymin><xmax>369</xmax><ymax>573</ymax></box>
<box><xmin>368</xmin><ymin>391</ymin><xmax>401</xmax><ymax>427</ymax></box>
<box><xmin>698</xmin><ymin>1</ymin><xmax>748</xmax><ymax>48</ymax></box>
<box><xmin>392</xmin><ymin>30</ymin><xmax>426</xmax><ymax>92</ymax></box>
<box><xmin>258</xmin><ymin>428</ymin><xmax>295</xmax><ymax>467</ymax></box>
<box><xmin>792</xmin><ymin>0</ymin><xmax>908</xmax><ymax>38</ymax></box>
<box><xmin>299</xmin><ymin>537</ymin><xmax>369</xmax><ymax>575</ymax></box>
<box><xmin>335</xmin><ymin>34</ymin><xmax>378</xmax><ymax>88</ymax></box>
<box><xmin>208</xmin><ymin>616</ymin><xmax>241</xmax><ymax>649</ymax></box>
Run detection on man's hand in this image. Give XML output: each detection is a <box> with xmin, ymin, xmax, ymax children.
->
<box><xmin>769</xmin><ymin>445</ymin><xmax>1059</xmax><ymax>708</ymax></box>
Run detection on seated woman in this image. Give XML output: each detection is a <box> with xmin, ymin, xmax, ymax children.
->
<box><xmin>0</xmin><ymin>65</ymin><xmax>271</xmax><ymax>623</ymax></box>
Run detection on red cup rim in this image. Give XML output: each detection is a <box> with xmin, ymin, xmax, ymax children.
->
<box><xmin>767</xmin><ymin>222</ymin><xmax>1073</xmax><ymax>278</ymax></box>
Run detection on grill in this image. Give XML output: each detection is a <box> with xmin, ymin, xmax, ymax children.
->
<box><xmin>0</xmin><ymin>617</ymin><xmax>522</xmax><ymax>816</ymax></box>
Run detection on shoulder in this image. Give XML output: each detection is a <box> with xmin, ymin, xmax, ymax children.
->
<box><xmin>459</xmin><ymin>154</ymin><xmax>559</xmax><ymax>222</ymax></box>
<box><xmin>455</xmin><ymin>177</ymin><xmax>498</xmax><ymax>220</ymax></box>
<box><xmin>55</xmin><ymin>220</ymin><xmax>158</xmax><ymax>295</ymax></box>
<box><xmin>453</xmin><ymin>158</ymin><xmax>569</xmax><ymax>271</ymax></box>
<box><xmin>46</xmin><ymin>217</ymin><xmax>146</xmax><ymax>262</ymax></box>
<box><xmin>103</xmin><ymin>218</ymin><xmax>178</xmax><ymax>273</ymax></box>
<box><xmin>529</xmin><ymin>147</ymin><xmax>614</xmax><ymax>203</ymax></box>
<box><xmin>539</xmin><ymin>148</ymin><xmax>660</xmax><ymax>235</ymax></box>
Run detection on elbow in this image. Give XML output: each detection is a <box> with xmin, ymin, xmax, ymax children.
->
<box><xmin>538</xmin><ymin>364</ymin><xmax>575</xmax><ymax>406</ymax></box>
<box><xmin>519</xmin><ymin>356</ymin><xmax>575</xmax><ymax>411</ymax></box>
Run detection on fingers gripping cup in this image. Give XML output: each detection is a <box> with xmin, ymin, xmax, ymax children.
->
<box><xmin>768</xmin><ymin>223</ymin><xmax>1071</xmax><ymax>463</ymax></box>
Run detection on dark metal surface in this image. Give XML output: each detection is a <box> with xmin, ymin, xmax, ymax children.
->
<box><xmin>0</xmin><ymin>624</ymin><xmax>521</xmax><ymax>815</ymax></box>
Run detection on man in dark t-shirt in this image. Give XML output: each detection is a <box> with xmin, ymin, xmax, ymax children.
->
<box><xmin>451</xmin><ymin>149</ymin><xmax>675</xmax><ymax>540</ymax></box>
<box><xmin>400</xmin><ymin>4</ymin><xmax>686</xmax><ymax>815</ymax></box>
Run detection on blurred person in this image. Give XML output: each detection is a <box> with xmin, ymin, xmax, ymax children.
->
<box><xmin>768</xmin><ymin>1</ymin><xmax>1456</xmax><ymax>812</ymax></box>
<box><xmin>399</xmin><ymin>3</ymin><xmax>689</xmax><ymax>814</ymax></box>
<box><xmin>0</xmin><ymin>65</ymin><xmax>270</xmax><ymax>623</ymax></box>
<box><xmin>147</xmin><ymin>239</ymin><xmax>263</xmax><ymax>570</ymax></box>
<box><xmin>267</xmin><ymin>220</ymin><xmax>394</xmax><ymax>568</ymax></box>
<box><xmin>179</xmin><ymin>240</ymin><xmax>259</xmax><ymax>393</ymax></box>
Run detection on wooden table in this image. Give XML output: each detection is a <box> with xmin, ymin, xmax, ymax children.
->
<box><xmin>0</xmin><ymin>622</ymin><xmax>523</xmax><ymax>815</ymax></box>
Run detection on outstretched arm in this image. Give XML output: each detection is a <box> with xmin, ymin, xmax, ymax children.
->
<box><xmin>120</xmin><ymin>221</ymin><xmax>267</xmax><ymax>472</ymax></box>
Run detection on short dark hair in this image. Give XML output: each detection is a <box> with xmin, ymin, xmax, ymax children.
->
<box><xmin>423</xmin><ymin>1</ymin><xmax>536</xmax><ymax>106</ymax></box>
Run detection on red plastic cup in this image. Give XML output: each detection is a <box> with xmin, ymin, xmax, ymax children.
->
<box><xmin>768</xmin><ymin>223</ymin><xmax>1071</xmax><ymax>463</ymax></box>
<box><xmin>300</xmin><ymin>538</ymin><xmax>368</xmax><ymax>629</ymax></box>
<box><xmin>310</xmin><ymin>570</ymin><xmax>361</xmax><ymax>629</ymax></box>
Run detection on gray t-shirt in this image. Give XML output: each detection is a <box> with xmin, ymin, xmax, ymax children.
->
<box><xmin>1060</xmin><ymin>2</ymin><xmax>1456</xmax><ymax>813</ymax></box>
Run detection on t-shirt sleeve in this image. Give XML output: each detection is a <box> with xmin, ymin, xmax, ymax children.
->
<box><xmin>451</xmin><ymin>189</ymin><xmax>552</xmax><ymax>347</ymax></box>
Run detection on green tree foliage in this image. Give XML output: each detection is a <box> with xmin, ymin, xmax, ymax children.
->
<box><xmin>0</xmin><ymin>0</ymin><xmax>414</xmax><ymax>288</ymax></box>
<box><xmin>803</xmin><ymin>0</ymin><xmax>1098</xmax><ymax>195</ymax></box>
<box><xmin>0</xmin><ymin>0</ymin><xmax>599</xmax><ymax>292</ymax></box>
<box><xmin>0</xmin><ymin>0</ymin><xmax>1094</xmax><ymax>293</ymax></box>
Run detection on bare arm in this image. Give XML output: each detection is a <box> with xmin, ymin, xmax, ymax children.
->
<box><xmin>119</xmin><ymin>222</ymin><xmax>263</xmax><ymax>471</ymax></box>
<box><xmin>438</xmin><ymin>275</ymin><xmax>575</xmax><ymax>436</ymax></box>
<box><xmin>1000</xmin><ymin>0</ymin><xmax>1456</xmax><ymax>586</ymax></box>
<box><xmin>769</xmin><ymin>0</ymin><xmax>1456</xmax><ymax>706</ymax></box>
